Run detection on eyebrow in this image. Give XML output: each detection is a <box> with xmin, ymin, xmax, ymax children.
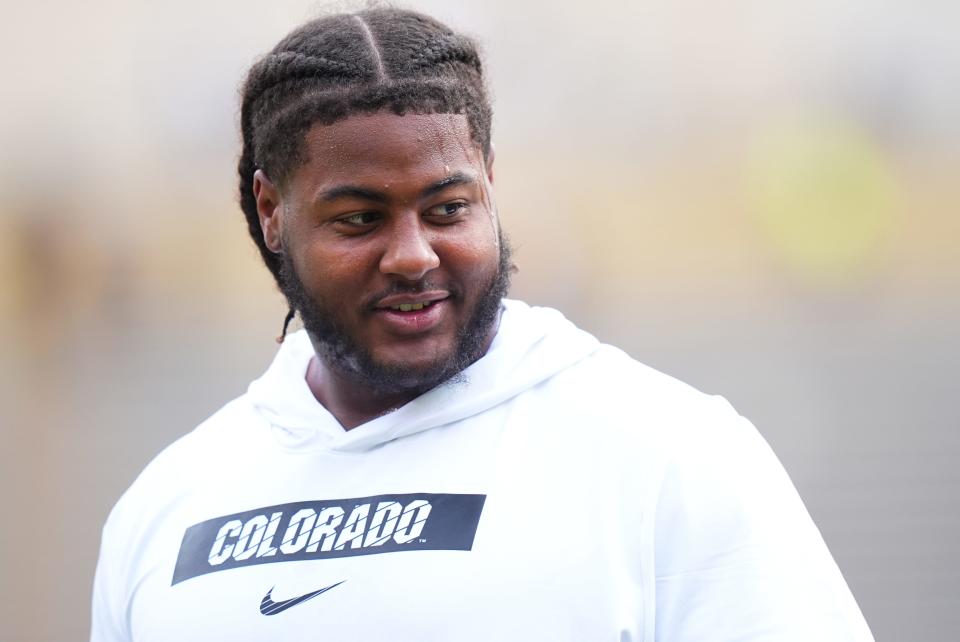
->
<box><xmin>421</xmin><ymin>171</ymin><xmax>476</xmax><ymax>198</ymax></box>
<box><xmin>317</xmin><ymin>171</ymin><xmax>478</xmax><ymax>204</ymax></box>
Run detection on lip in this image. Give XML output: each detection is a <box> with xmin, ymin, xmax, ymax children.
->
<box><xmin>372</xmin><ymin>298</ymin><xmax>449</xmax><ymax>335</ymax></box>
<box><xmin>374</xmin><ymin>290</ymin><xmax>450</xmax><ymax>309</ymax></box>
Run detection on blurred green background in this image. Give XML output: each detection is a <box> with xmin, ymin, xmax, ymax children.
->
<box><xmin>1</xmin><ymin>1</ymin><xmax>958</xmax><ymax>640</ymax></box>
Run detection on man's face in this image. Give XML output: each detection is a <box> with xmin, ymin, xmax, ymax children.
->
<box><xmin>262</xmin><ymin>111</ymin><xmax>509</xmax><ymax>394</ymax></box>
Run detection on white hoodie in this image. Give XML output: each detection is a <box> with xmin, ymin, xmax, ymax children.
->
<box><xmin>91</xmin><ymin>299</ymin><xmax>874</xmax><ymax>642</ymax></box>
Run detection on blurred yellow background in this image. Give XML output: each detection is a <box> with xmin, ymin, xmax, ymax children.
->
<box><xmin>2</xmin><ymin>1</ymin><xmax>958</xmax><ymax>640</ymax></box>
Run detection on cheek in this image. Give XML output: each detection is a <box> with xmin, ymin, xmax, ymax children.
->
<box><xmin>441</xmin><ymin>234</ymin><xmax>500</xmax><ymax>283</ymax></box>
<box><xmin>294</xmin><ymin>243</ymin><xmax>368</xmax><ymax>295</ymax></box>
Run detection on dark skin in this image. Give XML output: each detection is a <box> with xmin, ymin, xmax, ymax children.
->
<box><xmin>253</xmin><ymin>112</ymin><xmax>501</xmax><ymax>429</ymax></box>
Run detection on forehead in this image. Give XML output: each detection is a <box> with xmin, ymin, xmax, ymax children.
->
<box><xmin>294</xmin><ymin>112</ymin><xmax>484</xmax><ymax>188</ymax></box>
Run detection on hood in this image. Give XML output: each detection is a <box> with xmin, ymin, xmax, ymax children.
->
<box><xmin>247</xmin><ymin>299</ymin><xmax>600</xmax><ymax>453</ymax></box>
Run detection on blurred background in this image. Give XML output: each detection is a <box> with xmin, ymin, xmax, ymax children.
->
<box><xmin>1</xmin><ymin>0</ymin><xmax>957</xmax><ymax>639</ymax></box>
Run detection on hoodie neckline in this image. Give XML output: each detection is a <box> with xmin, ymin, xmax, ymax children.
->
<box><xmin>247</xmin><ymin>299</ymin><xmax>600</xmax><ymax>453</ymax></box>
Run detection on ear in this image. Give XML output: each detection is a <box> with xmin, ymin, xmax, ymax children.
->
<box><xmin>485</xmin><ymin>142</ymin><xmax>496</xmax><ymax>185</ymax></box>
<box><xmin>253</xmin><ymin>169</ymin><xmax>283</xmax><ymax>253</ymax></box>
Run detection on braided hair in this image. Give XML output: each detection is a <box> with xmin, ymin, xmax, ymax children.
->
<box><xmin>238</xmin><ymin>8</ymin><xmax>492</xmax><ymax>297</ymax></box>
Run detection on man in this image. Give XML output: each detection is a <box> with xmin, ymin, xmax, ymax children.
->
<box><xmin>91</xmin><ymin>8</ymin><xmax>874</xmax><ymax>641</ymax></box>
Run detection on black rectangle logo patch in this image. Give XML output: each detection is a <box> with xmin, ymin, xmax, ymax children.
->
<box><xmin>172</xmin><ymin>492</ymin><xmax>485</xmax><ymax>585</ymax></box>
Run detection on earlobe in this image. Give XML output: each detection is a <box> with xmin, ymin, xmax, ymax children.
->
<box><xmin>253</xmin><ymin>169</ymin><xmax>283</xmax><ymax>253</ymax></box>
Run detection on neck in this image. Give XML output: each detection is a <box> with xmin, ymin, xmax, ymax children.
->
<box><xmin>304</xmin><ymin>356</ymin><xmax>425</xmax><ymax>430</ymax></box>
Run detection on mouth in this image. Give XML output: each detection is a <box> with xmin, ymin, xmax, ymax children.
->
<box><xmin>374</xmin><ymin>290</ymin><xmax>450</xmax><ymax>311</ymax></box>
<box><xmin>372</xmin><ymin>292</ymin><xmax>452</xmax><ymax>334</ymax></box>
<box><xmin>385</xmin><ymin>300</ymin><xmax>440</xmax><ymax>312</ymax></box>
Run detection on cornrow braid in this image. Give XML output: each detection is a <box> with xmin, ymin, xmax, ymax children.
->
<box><xmin>237</xmin><ymin>8</ymin><xmax>492</xmax><ymax>301</ymax></box>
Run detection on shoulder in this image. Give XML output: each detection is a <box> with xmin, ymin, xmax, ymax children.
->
<box><xmin>513</xmin><ymin>337</ymin><xmax>764</xmax><ymax>496</ymax></box>
<box><xmin>499</xmin><ymin>299</ymin><xmax>730</xmax><ymax>431</ymax></box>
<box><xmin>580</xmin><ymin>344</ymin><xmax>709</xmax><ymax>399</ymax></box>
<box><xmin>137</xmin><ymin>396</ymin><xmax>262</xmax><ymax>484</ymax></box>
<box><xmin>92</xmin><ymin>395</ymin><xmax>270</xmax><ymax>635</ymax></box>
<box><xmin>102</xmin><ymin>395</ymin><xmax>267</xmax><ymax>536</ymax></box>
<box><xmin>550</xmin><ymin>341</ymin><xmax>745</xmax><ymax>438</ymax></box>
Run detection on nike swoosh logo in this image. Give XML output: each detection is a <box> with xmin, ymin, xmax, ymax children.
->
<box><xmin>259</xmin><ymin>581</ymin><xmax>346</xmax><ymax>616</ymax></box>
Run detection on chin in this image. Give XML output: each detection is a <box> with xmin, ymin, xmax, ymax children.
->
<box><xmin>368</xmin><ymin>346</ymin><xmax>462</xmax><ymax>390</ymax></box>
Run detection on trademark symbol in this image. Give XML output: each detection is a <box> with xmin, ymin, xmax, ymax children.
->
<box><xmin>419</xmin><ymin>538</ymin><xmax>427</xmax><ymax>543</ymax></box>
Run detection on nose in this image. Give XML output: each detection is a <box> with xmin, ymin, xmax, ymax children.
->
<box><xmin>379</xmin><ymin>215</ymin><xmax>440</xmax><ymax>281</ymax></box>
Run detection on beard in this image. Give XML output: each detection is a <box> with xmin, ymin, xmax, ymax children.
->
<box><xmin>278</xmin><ymin>231</ymin><xmax>513</xmax><ymax>396</ymax></box>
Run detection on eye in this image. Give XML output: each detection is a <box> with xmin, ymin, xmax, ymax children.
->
<box><xmin>337</xmin><ymin>211</ymin><xmax>380</xmax><ymax>227</ymax></box>
<box><xmin>425</xmin><ymin>201</ymin><xmax>469</xmax><ymax>220</ymax></box>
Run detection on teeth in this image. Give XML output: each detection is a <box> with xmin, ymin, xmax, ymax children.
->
<box><xmin>392</xmin><ymin>302</ymin><xmax>428</xmax><ymax>312</ymax></box>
